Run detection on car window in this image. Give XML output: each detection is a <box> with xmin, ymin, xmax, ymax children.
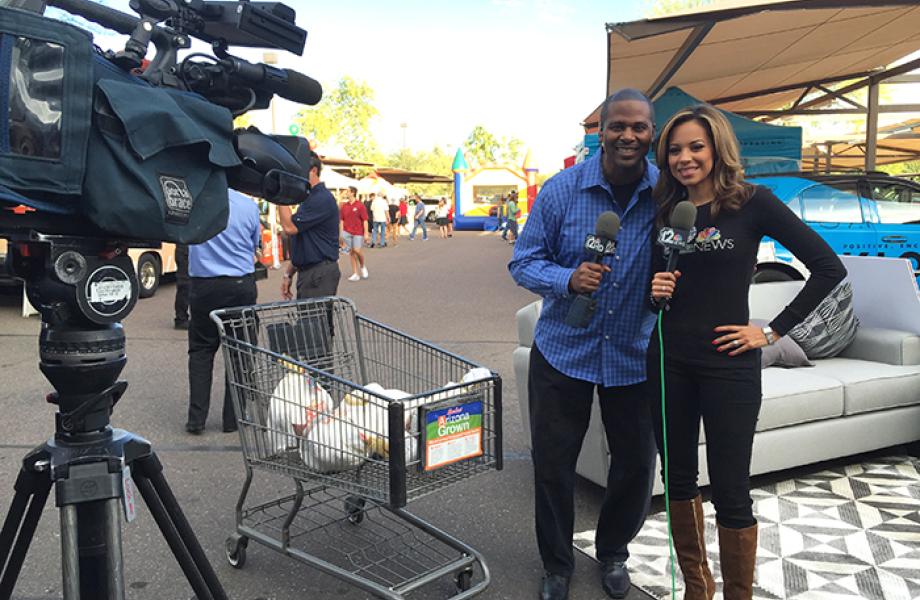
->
<box><xmin>868</xmin><ymin>181</ymin><xmax>920</xmax><ymax>224</ymax></box>
<box><xmin>800</xmin><ymin>182</ymin><xmax>863</xmax><ymax>223</ymax></box>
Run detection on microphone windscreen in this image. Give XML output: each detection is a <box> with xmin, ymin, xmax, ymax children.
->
<box><xmin>670</xmin><ymin>201</ymin><xmax>697</xmax><ymax>231</ymax></box>
<box><xmin>595</xmin><ymin>211</ymin><xmax>621</xmax><ymax>240</ymax></box>
<box><xmin>282</xmin><ymin>69</ymin><xmax>324</xmax><ymax>105</ymax></box>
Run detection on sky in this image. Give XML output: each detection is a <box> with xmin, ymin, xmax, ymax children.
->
<box><xmin>59</xmin><ymin>0</ymin><xmax>650</xmax><ymax>173</ymax></box>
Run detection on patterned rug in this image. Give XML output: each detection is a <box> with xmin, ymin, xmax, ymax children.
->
<box><xmin>574</xmin><ymin>456</ymin><xmax>920</xmax><ymax>599</ymax></box>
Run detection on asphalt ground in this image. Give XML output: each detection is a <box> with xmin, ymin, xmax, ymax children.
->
<box><xmin>0</xmin><ymin>230</ymin><xmax>655</xmax><ymax>600</ymax></box>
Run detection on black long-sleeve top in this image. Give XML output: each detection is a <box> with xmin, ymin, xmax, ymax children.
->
<box><xmin>651</xmin><ymin>185</ymin><xmax>846</xmax><ymax>366</ymax></box>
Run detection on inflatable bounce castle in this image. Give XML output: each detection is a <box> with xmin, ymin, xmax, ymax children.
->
<box><xmin>451</xmin><ymin>148</ymin><xmax>538</xmax><ymax>231</ymax></box>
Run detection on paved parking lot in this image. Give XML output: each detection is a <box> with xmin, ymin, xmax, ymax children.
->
<box><xmin>0</xmin><ymin>231</ymin><xmax>653</xmax><ymax>600</ymax></box>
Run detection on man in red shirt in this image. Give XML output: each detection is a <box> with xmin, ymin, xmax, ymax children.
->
<box><xmin>339</xmin><ymin>186</ymin><xmax>370</xmax><ymax>282</ymax></box>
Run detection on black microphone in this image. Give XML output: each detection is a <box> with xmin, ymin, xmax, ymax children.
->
<box><xmin>564</xmin><ymin>211</ymin><xmax>621</xmax><ymax>328</ymax></box>
<box><xmin>654</xmin><ymin>200</ymin><xmax>697</xmax><ymax>308</ymax></box>
<box><xmin>222</xmin><ymin>58</ymin><xmax>323</xmax><ymax>106</ymax></box>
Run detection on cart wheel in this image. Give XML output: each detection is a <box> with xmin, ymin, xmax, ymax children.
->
<box><xmin>456</xmin><ymin>567</ymin><xmax>473</xmax><ymax>591</ymax></box>
<box><xmin>344</xmin><ymin>495</ymin><xmax>366</xmax><ymax>525</ymax></box>
<box><xmin>225</xmin><ymin>534</ymin><xmax>248</xmax><ymax>569</ymax></box>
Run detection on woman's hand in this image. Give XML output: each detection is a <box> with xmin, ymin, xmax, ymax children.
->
<box><xmin>650</xmin><ymin>271</ymin><xmax>681</xmax><ymax>300</ymax></box>
<box><xmin>712</xmin><ymin>322</ymin><xmax>771</xmax><ymax>356</ymax></box>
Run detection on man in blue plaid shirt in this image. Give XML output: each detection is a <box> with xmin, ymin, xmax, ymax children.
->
<box><xmin>509</xmin><ymin>89</ymin><xmax>659</xmax><ymax>600</ymax></box>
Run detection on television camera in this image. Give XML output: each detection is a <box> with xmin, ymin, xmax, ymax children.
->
<box><xmin>0</xmin><ymin>1</ymin><xmax>323</xmax><ymax>599</ymax></box>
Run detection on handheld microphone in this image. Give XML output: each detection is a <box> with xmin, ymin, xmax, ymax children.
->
<box><xmin>654</xmin><ymin>200</ymin><xmax>697</xmax><ymax>309</ymax></box>
<box><xmin>564</xmin><ymin>211</ymin><xmax>621</xmax><ymax>328</ymax></box>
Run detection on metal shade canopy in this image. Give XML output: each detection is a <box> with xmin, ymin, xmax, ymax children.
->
<box><xmin>588</xmin><ymin>0</ymin><xmax>920</xmax><ymax>170</ymax></box>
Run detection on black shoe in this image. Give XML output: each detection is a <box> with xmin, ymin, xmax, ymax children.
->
<box><xmin>539</xmin><ymin>573</ymin><xmax>569</xmax><ymax>600</ymax></box>
<box><xmin>174</xmin><ymin>319</ymin><xmax>189</xmax><ymax>330</ymax></box>
<box><xmin>185</xmin><ymin>423</ymin><xmax>204</xmax><ymax>435</ymax></box>
<box><xmin>601</xmin><ymin>562</ymin><xmax>630</xmax><ymax>599</ymax></box>
<box><xmin>222</xmin><ymin>424</ymin><xmax>238</xmax><ymax>433</ymax></box>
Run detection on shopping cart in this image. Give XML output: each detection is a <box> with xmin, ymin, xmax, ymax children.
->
<box><xmin>211</xmin><ymin>297</ymin><xmax>502</xmax><ymax>599</ymax></box>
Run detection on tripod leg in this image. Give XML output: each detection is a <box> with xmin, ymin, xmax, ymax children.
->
<box><xmin>0</xmin><ymin>468</ymin><xmax>52</xmax><ymax>600</ymax></box>
<box><xmin>60</xmin><ymin>505</ymin><xmax>80</xmax><ymax>600</ymax></box>
<box><xmin>130</xmin><ymin>456</ymin><xmax>227</xmax><ymax>600</ymax></box>
<box><xmin>63</xmin><ymin>499</ymin><xmax>127</xmax><ymax>600</ymax></box>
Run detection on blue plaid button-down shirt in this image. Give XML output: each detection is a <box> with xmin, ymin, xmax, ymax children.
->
<box><xmin>509</xmin><ymin>152</ymin><xmax>658</xmax><ymax>387</ymax></box>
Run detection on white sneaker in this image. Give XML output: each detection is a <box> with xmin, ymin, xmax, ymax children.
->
<box><xmin>347</xmin><ymin>273</ymin><xmax>360</xmax><ymax>282</ymax></box>
<box><xmin>360</xmin><ymin>266</ymin><xmax>369</xmax><ymax>279</ymax></box>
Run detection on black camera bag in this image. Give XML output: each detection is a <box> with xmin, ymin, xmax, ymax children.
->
<box><xmin>0</xmin><ymin>7</ymin><xmax>241</xmax><ymax>244</ymax></box>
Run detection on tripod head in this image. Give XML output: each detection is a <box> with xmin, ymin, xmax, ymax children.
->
<box><xmin>8</xmin><ymin>232</ymin><xmax>138</xmax><ymax>436</ymax></box>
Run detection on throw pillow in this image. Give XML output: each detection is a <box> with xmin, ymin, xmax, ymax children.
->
<box><xmin>787</xmin><ymin>281</ymin><xmax>860</xmax><ymax>360</ymax></box>
<box><xmin>761</xmin><ymin>335</ymin><xmax>814</xmax><ymax>368</ymax></box>
<box><xmin>751</xmin><ymin>319</ymin><xmax>814</xmax><ymax>368</ymax></box>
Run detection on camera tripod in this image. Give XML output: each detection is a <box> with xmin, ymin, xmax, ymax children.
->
<box><xmin>0</xmin><ymin>235</ymin><xmax>228</xmax><ymax>600</ymax></box>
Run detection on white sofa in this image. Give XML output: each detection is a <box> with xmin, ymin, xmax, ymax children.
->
<box><xmin>513</xmin><ymin>279</ymin><xmax>920</xmax><ymax>495</ymax></box>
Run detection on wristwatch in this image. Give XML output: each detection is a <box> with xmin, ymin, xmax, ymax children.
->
<box><xmin>762</xmin><ymin>326</ymin><xmax>777</xmax><ymax>345</ymax></box>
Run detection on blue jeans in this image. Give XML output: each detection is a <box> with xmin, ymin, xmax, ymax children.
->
<box><xmin>372</xmin><ymin>221</ymin><xmax>386</xmax><ymax>246</ymax></box>
<box><xmin>410</xmin><ymin>219</ymin><xmax>428</xmax><ymax>240</ymax></box>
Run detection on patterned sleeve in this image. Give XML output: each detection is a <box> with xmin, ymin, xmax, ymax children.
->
<box><xmin>507</xmin><ymin>178</ymin><xmax>576</xmax><ymax>299</ymax></box>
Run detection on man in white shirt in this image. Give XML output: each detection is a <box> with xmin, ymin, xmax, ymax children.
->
<box><xmin>370</xmin><ymin>193</ymin><xmax>389</xmax><ymax>248</ymax></box>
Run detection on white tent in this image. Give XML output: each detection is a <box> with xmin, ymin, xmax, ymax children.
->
<box><xmin>322</xmin><ymin>169</ymin><xmax>359</xmax><ymax>190</ymax></box>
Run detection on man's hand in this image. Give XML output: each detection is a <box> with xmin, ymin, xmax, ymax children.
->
<box><xmin>569</xmin><ymin>262</ymin><xmax>611</xmax><ymax>294</ymax></box>
<box><xmin>281</xmin><ymin>274</ymin><xmax>293</xmax><ymax>300</ymax></box>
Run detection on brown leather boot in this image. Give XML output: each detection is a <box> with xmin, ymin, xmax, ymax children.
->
<box><xmin>718</xmin><ymin>523</ymin><xmax>758</xmax><ymax>600</ymax></box>
<box><xmin>668</xmin><ymin>496</ymin><xmax>715</xmax><ymax>600</ymax></box>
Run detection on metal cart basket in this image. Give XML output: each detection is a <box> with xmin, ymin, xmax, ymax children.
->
<box><xmin>211</xmin><ymin>297</ymin><xmax>502</xmax><ymax>599</ymax></box>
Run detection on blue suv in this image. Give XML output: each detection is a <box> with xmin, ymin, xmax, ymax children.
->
<box><xmin>748</xmin><ymin>173</ymin><xmax>920</xmax><ymax>282</ymax></box>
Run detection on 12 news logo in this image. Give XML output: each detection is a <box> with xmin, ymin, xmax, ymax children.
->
<box><xmin>584</xmin><ymin>234</ymin><xmax>617</xmax><ymax>256</ymax></box>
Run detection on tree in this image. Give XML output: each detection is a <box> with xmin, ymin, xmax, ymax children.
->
<box><xmin>293</xmin><ymin>76</ymin><xmax>379</xmax><ymax>162</ymax></box>
<box><xmin>384</xmin><ymin>146</ymin><xmax>453</xmax><ymax>197</ymax></box>
<box><xmin>464</xmin><ymin>125</ymin><xmax>501</xmax><ymax>166</ymax></box>
<box><xmin>463</xmin><ymin>125</ymin><xmax>526</xmax><ymax>167</ymax></box>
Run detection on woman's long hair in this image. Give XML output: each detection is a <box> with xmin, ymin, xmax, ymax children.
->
<box><xmin>653</xmin><ymin>104</ymin><xmax>753</xmax><ymax>227</ymax></box>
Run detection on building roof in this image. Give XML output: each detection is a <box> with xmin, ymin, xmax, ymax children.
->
<box><xmin>374</xmin><ymin>168</ymin><xmax>453</xmax><ymax>185</ymax></box>
<box><xmin>584</xmin><ymin>0</ymin><xmax>920</xmax><ymax>127</ymax></box>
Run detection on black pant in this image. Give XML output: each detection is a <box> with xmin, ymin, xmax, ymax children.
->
<box><xmin>529</xmin><ymin>344</ymin><xmax>656</xmax><ymax>576</ymax></box>
<box><xmin>647</xmin><ymin>347</ymin><xmax>761</xmax><ymax>529</ymax></box>
<box><xmin>187</xmin><ymin>274</ymin><xmax>257</xmax><ymax>430</ymax></box>
<box><xmin>296</xmin><ymin>260</ymin><xmax>340</xmax><ymax>299</ymax></box>
<box><xmin>174</xmin><ymin>243</ymin><xmax>190</xmax><ymax>322</ymax></box>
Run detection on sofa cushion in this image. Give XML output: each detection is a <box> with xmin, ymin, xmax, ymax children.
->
<box><xmin>757</xmin><ymin>368</ymin><xmax>843</xmax><ymax>432</ymax></box>
<box><xmin>836</xmin><ymin>327</ymin><xmax>920</xmax><ymax>366</ymax></box>
<box><xmin>516</xmin><ymin>300</ymin><xmax>542</xmax><ymax>348</ymax></box>
<box><xmin>808</xmin><ymin>358</ymin><xmax>920</xmax><ymax>415</ymax></box>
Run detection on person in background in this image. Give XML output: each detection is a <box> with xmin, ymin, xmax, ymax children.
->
<box><xmin>435</xmin><ymin>198</ymin><xmax>449</xmax><ymax>239</ymax></box>
<box><xmin>648</xmin><ymin>104</ymin><xmax>846</xmax><ymax>600</ymax></box>
<box><xmin>498</xmin><ymin>195</ymin><xmax>508</xmax><ymax>240</ymax></box>
<box><xmin>278</xmin><ymin>151</ymin><xmax>341</xmax><ymax>300</ymax></box>
<box><xmin>387</xmin><ymin>197</ymin><xmax>400</xmax><ymax>247</ymax></box>
<box><xmin>409</xmin><ymin>195</ymin><xmax>428</xmax><ymax>241</ymax></box>
<box><xmin>505</xmin><ymin>190</ymin><xmax>520</xmax><ymax>245</ymax></box>
<box><xmin>339</xmin><ymin>185</ymin><xmax>369</xmax><ymax>282</ymax></box>
<box><xmin>509</xmin><ymin>88</ymin><xmax>660</xmax><ymax>600</ymax></box>
<box><xmin>447</xmin><ymin>201</ymin><xmax>454</xmax><ymax>237</ymax></box>
<box><xmin>398</xmin><ymin>196</ymin><xmax>409</xmax><ymax>236</ymax></box>
<box><xmin>371</xmin><ymin>193</ymin><xmax>389</xmax><ymax>248</ymax></box>
<box><xmin>173</xmin><ymin>243</ymin><xmax>190</xmax><ymax>329</ymax></box>
<box><xmin>185</xmin><ymin>189</ymin><xmax>260</xmax><ymax>435</ymax></box>
<box><xmin>363</xmin><ymin>193</ymin><xmax>374</xmax><ymax>246</ymax></box>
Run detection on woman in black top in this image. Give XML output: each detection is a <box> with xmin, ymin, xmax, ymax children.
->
<box><xmin>648</xmin><ymin>105</ymin><xmax>845</xmax><ymax>600</ymax></box>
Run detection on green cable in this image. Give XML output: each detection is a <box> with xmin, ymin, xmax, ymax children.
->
<box><xmin>657</xmin><ymin>309</ymin><xmax>677</xmax><ymax>600</ymax></box>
